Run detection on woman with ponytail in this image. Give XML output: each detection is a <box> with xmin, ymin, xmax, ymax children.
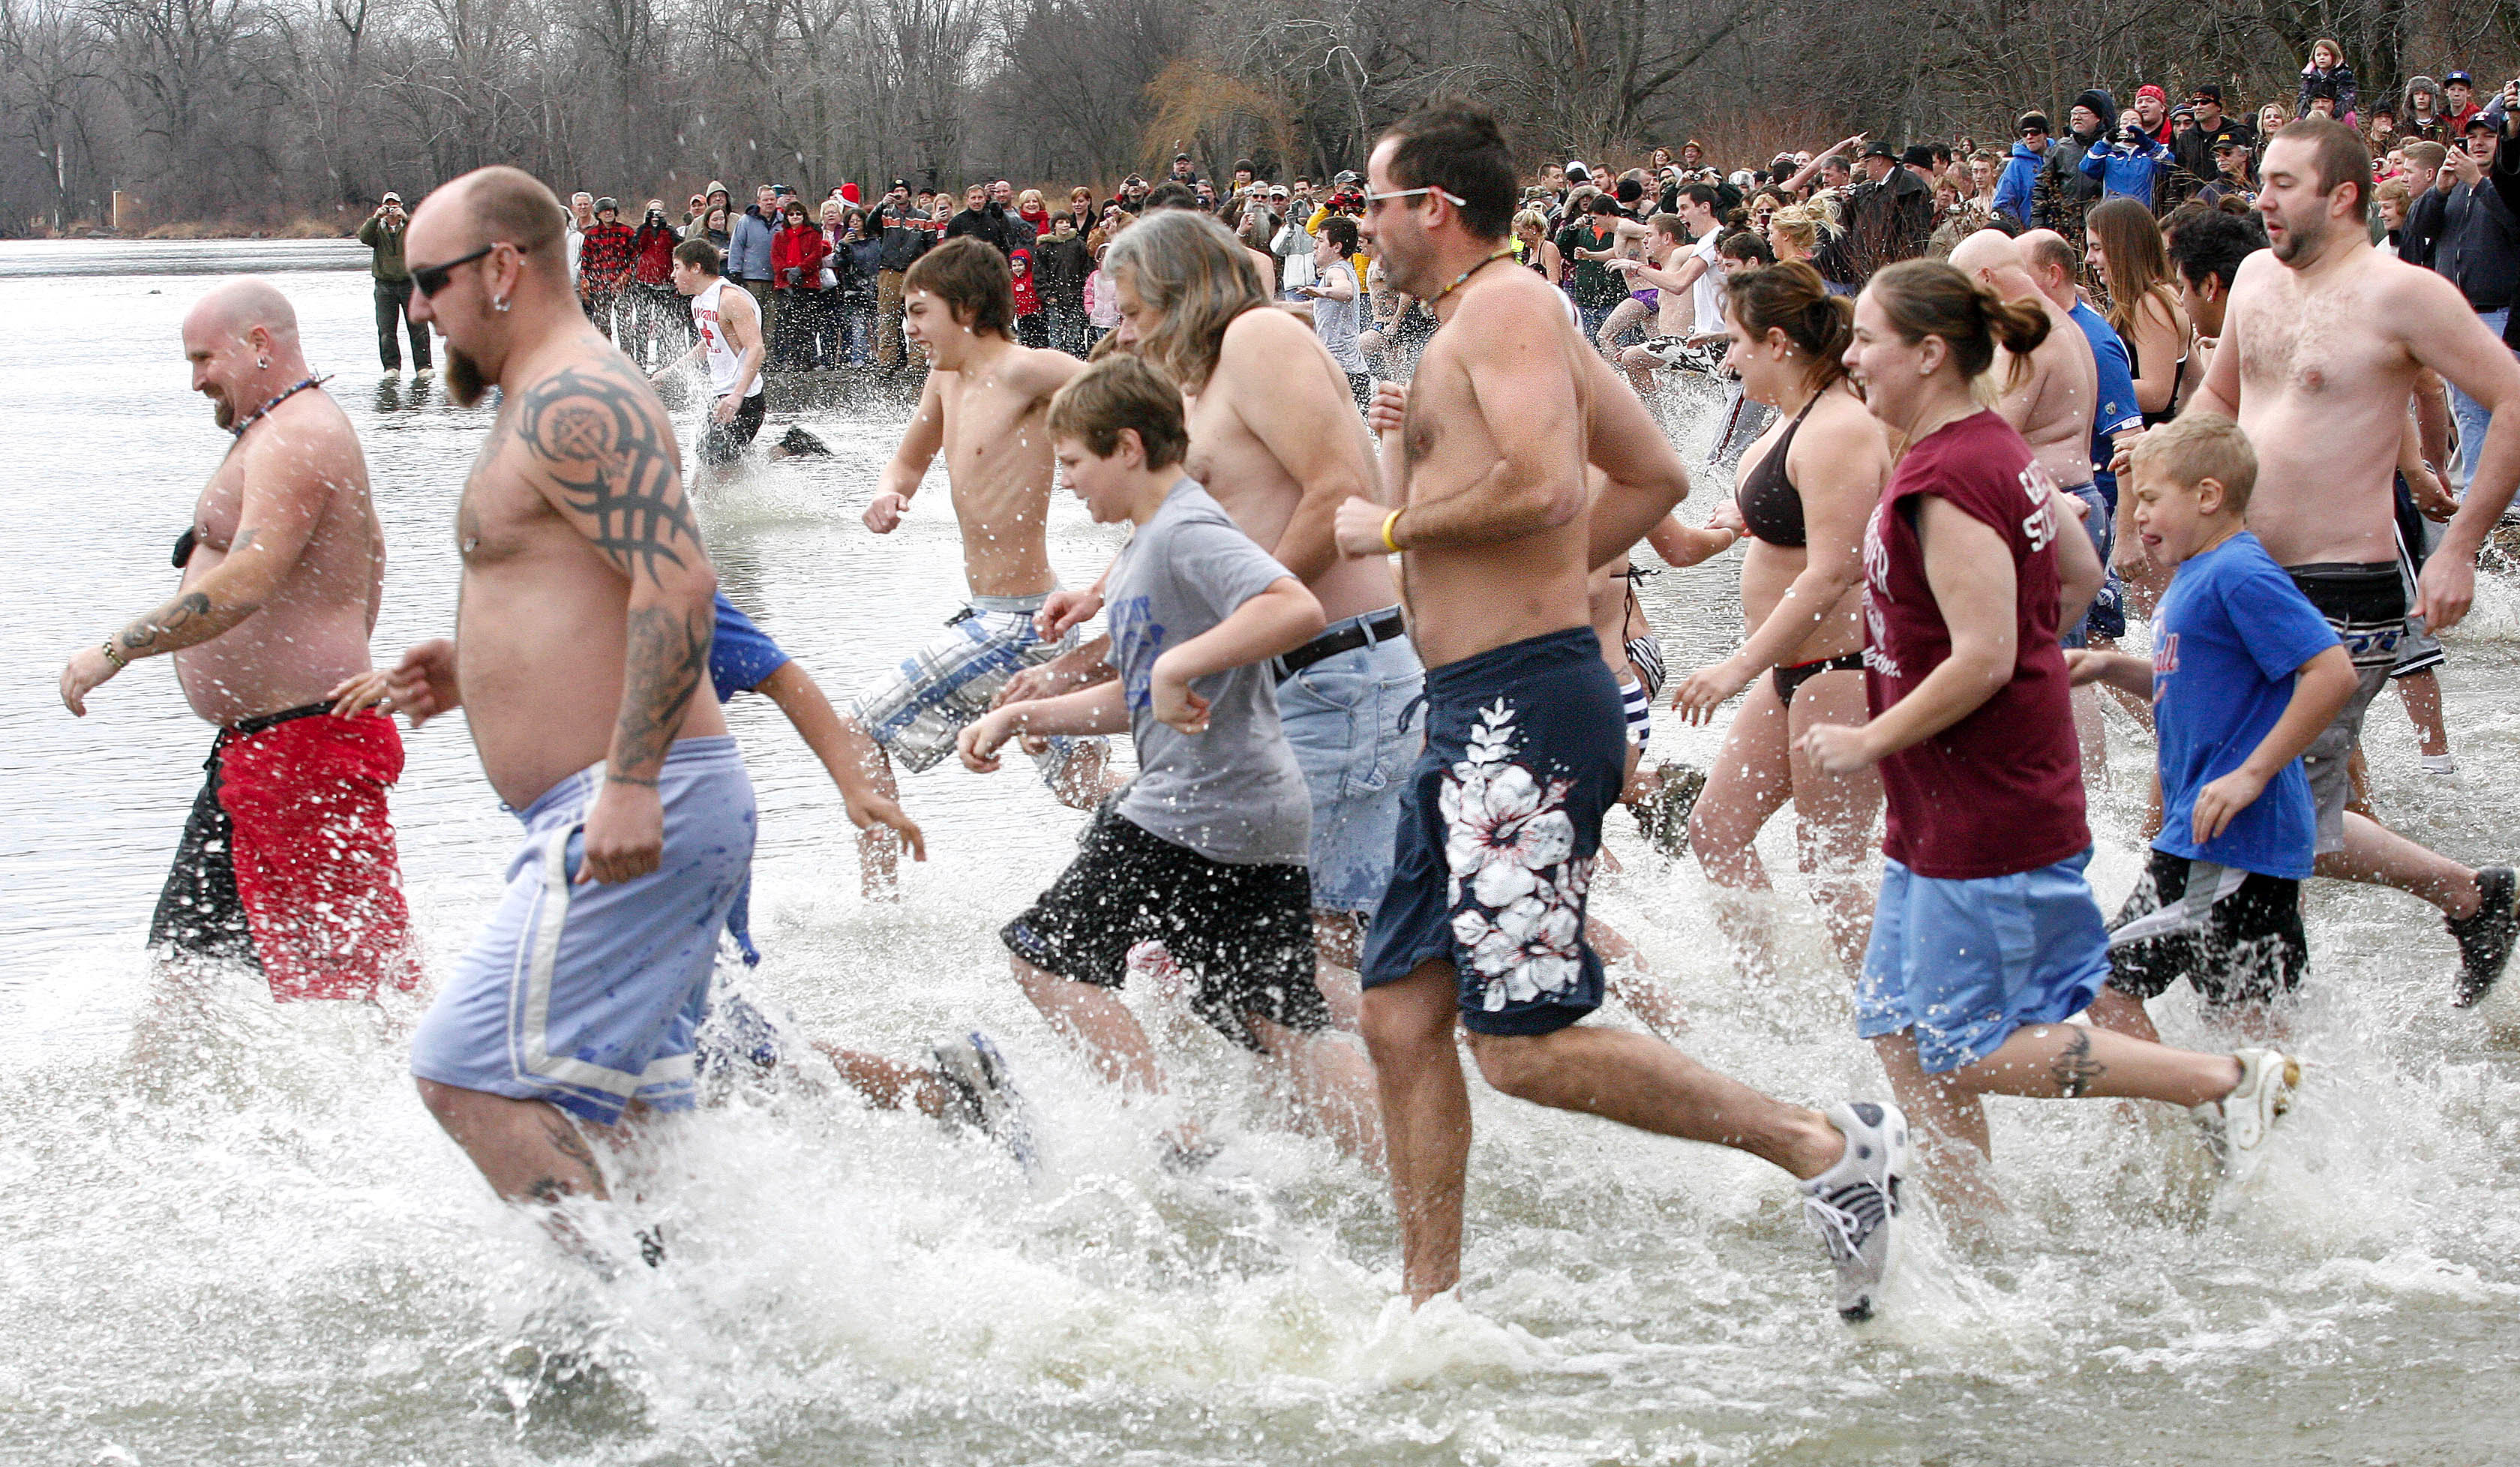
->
<box><xmin>1798</xmin><ymin>259</ymin><xmax>2293</xmax><ymax>1211</ymax></box>
<box><xmin>1671</xmin><ymin>262</ymin><xmax>1892</xmax><ymax>980</ymax></box>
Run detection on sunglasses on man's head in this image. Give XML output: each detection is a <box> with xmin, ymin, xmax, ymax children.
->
<box><xmin>410</xmin><ymin>242</ymin><xmax>523</xmax><ymax>298</ymax></box>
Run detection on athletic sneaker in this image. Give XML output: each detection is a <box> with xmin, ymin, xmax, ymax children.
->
<box><xmin>2191</xmin><ymin>1046</ymin><xmax>2301</xmax><ymax>1181</ymax></box>
<box><xmin>2422</xmin><ymin>752</ymin><xmax>2459</xmax><ymax>776</ymax></box>
<box><xmin>930</xmin><ymin>1031</ymin><xmax>1039</xmax><ymax>1172</ymax></box>
<box><xmin>1630</xmin><ymin>762</ymin><xmax>1707</xmax><ymax>858</ymax></box>
<box><xmin>2446</xmin><ymin>866</ymin><xmax>2518</xmax><ymax>1008</ymax></box>
<box><xmin>1799</xmin><ymin>1100</ymin><xmax>1908</xmax><ymax>1323</ymax></box>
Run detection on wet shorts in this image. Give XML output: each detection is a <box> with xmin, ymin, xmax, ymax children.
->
<box><xmin>1001</xmin><ymin>808</ymin><xmax>1328</xmax><ymax>1052</ymax></box>
<box><xmin>2287</xmin><ymin>562</ymin><xmax>2402</xmax><ymax>855</ymax></box>
<box><xmin>2059</xmin><ymin>483</ymin><xmax>2125</xmax><ymax>647</ymax></box>
<box><xmin>1274</xmin><ymin>611</ymin><xmax>1424</xmax><ymax>914</ymax></box>
<box><xmin>1856</xmin><ymin>847</ymin><xmax>2112</xmax><ymax>1074</ymax></box>
<box><xmin>410</xmin><ymin>736</ymin><xmax>756</xmax><ymax>1126</ymax></box>
<box><xmin>1361</xmin><ymin>627</ymin><xmax>1625</xmax><ymax>1036</ymax></box>
<box><xmin>852</xmin><ymin>592</ymin><xmax>1105</xmax><ymax>785</ymax></box>
<box><xmin>696</xmin><ymin>392</ymin><xmax>766</xmax><ymax>466</ymax></box>
<box><xmin>2107</xmin><ymin>849</ymin><xmax>2307</xmax><ymax>1008</ymax></box>
<box><xmin>149</xmin><ymin>704</ymin><xmax>421</xmax><ymax>1002</ymax></box>
<box><xmin>2390</xmin><ymin>524</ymin><xmax>2444</xmax><ymax>679</ymax></box>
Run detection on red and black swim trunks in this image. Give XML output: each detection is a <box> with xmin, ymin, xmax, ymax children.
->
<box><xmin>148</xmin><ymin>704</ymin><xmax>422</xmax><ymax>1002</ymax></box>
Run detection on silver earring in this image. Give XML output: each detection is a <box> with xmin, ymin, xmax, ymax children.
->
<box><xmin>257</xmin><ymin>356</ymin><xmax>271</xmax><ymax>368</ymax></box>
<box><xmin>492</xmin><ymin>296</ymin><xmax>511</xmax><ymax>314</ymax></box>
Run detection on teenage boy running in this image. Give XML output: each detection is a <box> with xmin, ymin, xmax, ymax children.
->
<box><xmin>959</xmin><ymin>355</ymin><xmax>1381</xmax><ymax>1166</ymax></box>
<box><xmin>2069</xmin><ymin>416</ymin><xmax>2357</xmax><ymax>1052</ymax></box>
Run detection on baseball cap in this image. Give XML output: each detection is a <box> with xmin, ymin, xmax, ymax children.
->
<box><xmin>2191</xmin><ymin>83</ymin><xmax>2224</xmax><ymax>104</ymax></box>
<box><xmin>1174</xmin><ymin>151</ymin><xmax>1192</xmax><ymax>160</ymax></box>
<box><xmin>2445</xmin><ymin>69</ymin><xmax>2474</xmax><ymax>86</ymax></box>
<box><xmin>2464</xmin><ymin>112</ymin><xmax>2498</xmax><ymax>134</ymax></box>
<box><xmin>380</xmin><ymin>190</ymin><xmax>401</xmax><ymax>205</ymax></box>
<box><xmin>2212</xmin><ymin>137</ymin><xmax>2248</xmax><ymax>153</ymax></box>
<box><xmin>1564</xmin><ymin>160</ymin><xmax>1591</xmax><ymax>182</ymax></box>
<box><xmin>1334</xmin><ymin>170</ymin><xmax>1363</xmax><ymax>186</ymax></box>
<box><xmin>1858</xmin><ymin>139</ymin><xmax>1898</xmax><ymax>160</ymax></box>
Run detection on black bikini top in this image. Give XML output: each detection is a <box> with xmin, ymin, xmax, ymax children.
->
<box><xmin>1736</xmin><ymin>392</ymin><xmax>1820</xmax><ymax>548</ymax></box>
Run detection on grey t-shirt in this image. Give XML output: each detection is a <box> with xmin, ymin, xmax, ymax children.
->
<box><xmin>1310</xmin><ymin>260</ymin><xmax>1366</xmax><ymax>374</ymax></box>
<box><xmin>1108</xmin><ymin>480</ymin><xmax>1311</xmax><ymax>865</ymax></box>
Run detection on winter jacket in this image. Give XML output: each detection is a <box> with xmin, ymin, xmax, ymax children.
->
<box><xmin>1008</xmin><ymin>247</ymin><xmax>1040</xmax><ymax>316</ymax></box>
<box><xmin>2402</xmin><ymin>182</ymin><xmax>2449</xmax><ymax>269</ymax></box>
<box><xmin>832</xmin><ymin>235</ymin><xmax>881</xmax><ymax>302</ymax></box>
<box><xmin>632</xmin><ymin>221</ymin><xmax>680</xmax><ymax>286</ymax></box>
<box><xmin>1033</xmin><ymin>230</ymin><xmax>1090</xmax><ymax>309</ymax></box>
<box><xmin>728</xmin><ymin>206</ymin><xmax>775</xmax><ymax>281</ymax></box>
<box><xmin>1840</xmin><ymin>167</ymin><xmax>1935</xmax><ymax>284</ymax></box>
<box><xmin>2433</xmin><ymin>128</ymin><xmax>2520</xmax><ymax>323</ymax></box>
<box><xmin>2080</xmin><ymin>134</ymin><xmax>2176</xmax><ymax>208</ymax></box>
<box><xmin>1993</xmin><ymin>140</ymin><xmax>2044</xmax><ymax>225</ymax></box>
<box><xmin>356</xmin><ymin>213</ymin><xmax>411</xmax><ymax>281</ymax></box>
<box><xmin>2300</xmin><ymin>62</ymin><xmax>2360</xmax><ymax>122</ymax></box>
<box><xmin>2035</xmin><ymin>88</ymin><xmax>2115</xmax><ymax>236</ymax></box>
<box><xmin>770</xmin><ymin>221</ymin><xmax>828</xmax><ymax>290</ymax></box>
<box><xmin>575</xmin><ymin>222</ymin><xmax>637</xmax><ymax>294</ymax></box>
<box><xmin>873</xmin><ymin>203</ymin><xmax>932</xmax><ymax>272</ymax></box>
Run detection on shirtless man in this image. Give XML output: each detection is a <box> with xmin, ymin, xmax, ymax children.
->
<box><xmin>1610</xmin><ymin>188</ymin><xmax>1727</xmax><ymax>400</ymax></box>
<box><xmin>1324</xmin><ymin>103</ymin><xmax>1910</xmax><ymax>1322</ymax></box>
<box><xmin>2179</xmin><ymin>118</ymin><xmax>2520</xmax><ymax>1005</ymax></box>
<box><xmin>848</xmin><ymin>236</ymin><xmax>1098</xmax><ymax>892</ymax></box>
<box><xmin>386</xmin><ymin>166</ymin><xmax>752</xmax><ymax>1227</ymax></box>
<box><xmin>59</xmin><ymin>279</ymin><xmax>420</xmax><ymax>1017</ymax></box>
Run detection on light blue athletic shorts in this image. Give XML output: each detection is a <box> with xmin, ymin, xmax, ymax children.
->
<box><xmin>1856</xmin><ymin>846</ymin><xmax>2111</xmax><ymax>1075</ymax></box>
<box><xmin>1273</xmin><ymin>613</ymin><xmax>1423</xmax><ymax>915</ymax></box>
<box><xmin>410</xmin><ymin>736</ymin><xmax>756</xmax><ymax>1126</ymax></box>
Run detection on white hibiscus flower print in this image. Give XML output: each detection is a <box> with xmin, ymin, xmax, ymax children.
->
<box><xmin>1439</xmin><ymin>699</ymin><xmax>1592</xmax><ymax>1012</ymax></box>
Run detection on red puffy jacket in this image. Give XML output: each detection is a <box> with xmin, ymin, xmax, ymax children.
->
<box><xmin>632</xmin><ymin>224</ymin><xmax>678</xmax><ymax>286</ymax></box>
<box><xmin>771</xmin><ymin>223</ymin><xmax>828</xmax><ymax>290</ymax></box>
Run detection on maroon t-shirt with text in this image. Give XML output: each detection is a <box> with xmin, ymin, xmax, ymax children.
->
<box><xmin>1862</xmin><ymin>409</ymin><xmax>2087</xmax><ymax>880</ymax></box>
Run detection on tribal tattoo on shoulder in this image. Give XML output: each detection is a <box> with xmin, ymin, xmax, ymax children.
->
<box><xmin>514</xmin><ymin>363</ymin><xmax>697</xmax><ymax>585</ymax></box>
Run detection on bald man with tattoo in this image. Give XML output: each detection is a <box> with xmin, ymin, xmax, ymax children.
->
<box><xmin>58</xmin><ymin>278</ymin><xmax>420</xmax><ymax>1015</ymax></box>
<box><xmin>386</xmin><ymin>166</ymin><xmax>753</xmax><ymax>1229</ymax></box>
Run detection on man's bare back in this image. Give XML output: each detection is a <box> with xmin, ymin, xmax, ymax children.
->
<box><xmin>1184</xmin><ymin>305</ymin><xmax>1395</xmax><ymax>622</ymax></box>
<box><xmin>175</xmin><ymin>392</ymin><xmax>384</xmax><ymax>725</ymax></box>
<box><xmin>1995</xmin><ymin>296</ymin><xmax>2100</xmax><ymax>490</ymax></box>
<box><xmin>453</xmin><ymin>340</ymin><xmax>726</xmax><ymax>810</ymax></box>
<box><xmin>874</xmin><ymin>338</ymin><xmax>1081</xmax><ymax>598</ymax></box>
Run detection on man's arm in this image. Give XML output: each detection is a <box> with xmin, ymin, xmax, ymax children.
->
<box><xmin>1222</xmin><ymin>310</ymin><xmax>1383</xmax><ymax>583</ymax></box>
<box><xmin>960</xmin><ymin>680</ymin><xmax>1130</xmax><ymax>772</ymax></box>
<box><xmin>867</xmin><ymin>371</ymin><xmax>946</xmax><ymax>532</ymax></box>
<box><xmin>718</xmin><ymin>284</ymin><xmax>765</xmax><ymax>406</ymax></box>
<box><xmin>752</xmin><ymin>660</ymin><xmax>925</xmax><ymax>859</ymax></box>
<box><xmin>515</xmin><ymin>362</ymin><xmax>715</xmax><ymax>883</ymax></box>
<box><xmin>1580</xmin><ymin>350</ymin><xmax>1692</xmax><ymax>568</ymax></box>
<box><xmin>61</xmin><ymin>432</ymin><xmax>341</xmax><ymax>715</ymax></box>
<box><xmin>2401</xmin><ymin>267</ymin><xmax>2520</xmax><ymax>626</ymax></box>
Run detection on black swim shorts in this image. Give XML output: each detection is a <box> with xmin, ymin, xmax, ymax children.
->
<box><xmin>2106</xmin><ymin>848</ymin><xmax>2308</xmax><ymax>1007</ymax></box>
<box><xmin>1001</xmin><ymin>808</ymin><xmax>1327</xmax><ymax>1052</ymax></box>
<box><xmin>1360</xmin><ymin>626</ymin><xmax>1625</xmax><ymax>1036</ymax></box>
<box><xmin>698</xmin><ymin>392</ymin><xmax>767</xmax><ymax>466</ymax></box>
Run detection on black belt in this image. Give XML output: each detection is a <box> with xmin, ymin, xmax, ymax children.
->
<box><xmin>1272</xmin><ymin>610</ymin><xmax>1406</xmax><ymax>682</ymax></box>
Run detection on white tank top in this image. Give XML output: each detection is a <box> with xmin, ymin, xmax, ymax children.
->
<box><xmin>692</xmin><ymin>278</ymin><xmax>764</xmax><ymax>398</ymax></box>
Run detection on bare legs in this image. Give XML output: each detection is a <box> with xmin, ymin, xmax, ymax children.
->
<box><xmin>1363</xmin><ymin>958</ymin><xmax>1844</xmax><ymax>1304</ymax></box>
<box><xmin>2317</xmin><ymin>811</ymin><xmax>2480</xmax><ymax>920</ymax></box>
<box><xmin>1690</xmin><ymin>669</ymin><xmax>1882</xmax><ymax>977</ymax></box>
<box><xmin>814</xmin><ymin>1043</ymin><xmax>952</xmax><ymax>1118</ymax></box>
<box><xmin>417</xmin><ymin>1080</ymin><xmax>610</xmax><ymax>1204</ymax></box>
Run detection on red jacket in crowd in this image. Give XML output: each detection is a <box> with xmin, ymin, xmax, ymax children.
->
<box><xmin>632</xmin><ymin>224</ymin><xmax>678</xmax><ymax>287</ymax></box>
<box><xmin>576</xmin><ymin>221</ymin><xmax>636</xmax><ymax>294</ymax></box>
<box><xmin>771</xmin><ymin>223</ymin><xmax>829</xmax><ymax>290</ymax></box>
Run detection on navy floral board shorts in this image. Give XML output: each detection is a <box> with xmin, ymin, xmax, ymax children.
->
<box><xmin>1360</xmin><ymin>627</ymin><xmax>1625</xmax><ymax>1036</ymax></box>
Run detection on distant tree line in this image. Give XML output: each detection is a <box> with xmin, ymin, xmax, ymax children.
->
<box><xmin>2</xmin><ymin>0</ymin><xmax>2514</xmax><ymax>233</ymax></box>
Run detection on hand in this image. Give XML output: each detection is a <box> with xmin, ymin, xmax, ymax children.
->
<box><xmin>957</xmin><ymin>709</ymin><xmax>1015</xmax><ymax>772</ymax></box>
<box><xmin>2416</xmin><ymin>551</ymin><xmax>2476</xmax><ymax>632</ymax></box>
<box><xmin>1334</xmin><ymin>495</ymin><xmax>1396</xmax><ymax>557</ymax></box>
<box><xmin>996</xmin><ymin>646</ymin><xmax>1112</xmax><ymax>707</ymax></box>
<box><xmin>712</xmin><ymin>394</ymin><xmax>738</xmax><ymax>425</ymax></box>
<box><xmin>326</xmin><ymin>668</ymin><xmax>392</xmax><ymax>716</ymax></box>
<box><xmin>1149</xmin><ymin>653</ymin><xmax>1211</xmax><ymax>734</ymax></box>
<box><xmin>2191</xmin><ymin>766</ymin><xmax>2270</xmax><ymax>843</ymax></box>
<box><xmin>2062</xmin><ymin>648</ymin><xmax>2112</xmax><ymax>686</ymax></box>
<box><xmin>2447</xmin><ymin>146</ymin><xmax>2484</xmax><ymax>187</ymax></box>
<box><xmin>59</xmin><ymin>644</ymin><xmax>119</xmax><ymax>716</ymax></box>
<box><xmin>1035</xmin><ymin>586</ymin><xmax>1103</xmax><ymax>640</ymax></box>
<box><xmin>2111</xmin><ymin>533</ymin><xmax>2152</xmax><ymax>578</ymax></box>
<box><xmin>1606</xmin><ymin>256</ymin><xmax>1641</xmax><ymax>273</ymax></box>
<box><xmin>1670</xmin><ymin>658</ymin><xmax>1754</xmax><ymax>724</ymax></box>
<box><xmin>579</xmin><ymin>779</ymin><xmax>664</xmax><ymax>884</ymax></box>
<box><xmin>2413</xmin><ymin>466</ymin><xmax>2460</xmax><ymax>522</ymax></box>
<box><xmin>1366</xmin><ymin>380</ymin><xmax>1409</xmax><ymax>435</ymax></box>
<box><xmin>844</xmin><ymin>791</ymin><xmax>927</xmax><ymax>862</ymax></box>
<box><xmin>1707</xmin><ymin>497</ymin><xmax>1747</xmax><ymax>534</ymax></box>
<box><xmin>864</xmin><ymin>490</ymin><xmax>910</xmax><ymax>533</ymax></box>
<box><xmin>385</xmin><ymin>638</ymin><xmax>460</xmax><ymax>727</ymax></box>
<box><xmin>1797</xmin><ymin>722</ymin><xmax>1880</xmax><ymax>776</ymax></box>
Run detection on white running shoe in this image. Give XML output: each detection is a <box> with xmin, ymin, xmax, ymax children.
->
<box><xmin>2192</xmin><ymin>1047</ymin><xmax>2301</xmax><ymax>1181</ymax></box>
<box><xmin>1800</xmin><ymin>1100</ymin><xmax>1909</xmax><ymax>1322</ymax></box>
<box><xmin>930</xmin><ymin>1031</ymin><xmax>1039</xmax><ymax>1172</ymax></box>
<box><xmin>2423</xmin><ymin>752</ymin><xmax>2459</xmax><ymax>776</ymax></box>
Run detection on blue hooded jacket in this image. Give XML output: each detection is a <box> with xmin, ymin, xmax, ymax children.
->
<box><xmin>1994</xmin><ymin>140</ymin><xmax>2043</xmax><ymax>224</ymax></box>
<box><xmin>2080</xmin><ymin>134</ymin><xmax>2176</xmax><ymax>206</ymax></box>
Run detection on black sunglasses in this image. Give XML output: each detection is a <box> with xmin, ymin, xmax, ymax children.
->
<box><xmin>411</xmin><ymin>242</ymin><xmax>524</xmax><ymax>298</ymax></box>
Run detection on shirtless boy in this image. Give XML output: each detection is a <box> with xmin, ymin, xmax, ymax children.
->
<box><xmin>388</xmin><ymin>167</ymin><xmax>752</xmax><ymax>1228</ymax></box>
<box><xmin>60</xmin><ymin>279</ymin><xmax>419</xmax><ymax>1016</ymax></box>
<box><xmin>2180</xmin><ymin>117</ymin><xmax>2520</xmax><ymax>1005</ymax></box>
<box><xmin>1328</xmin><ymin>104</ymin><xmax>1910</xmax><ymax>1323</ymax></box>
<box><xmin>848</xmin><ymin>236</ymin><xmax>1100</xmax><ymax>891</ymax></box>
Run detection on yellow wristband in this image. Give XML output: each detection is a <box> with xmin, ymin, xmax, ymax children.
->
<box><xmin>99</xmin><ymin>638</ymin><xmax>128</xmax><ymax>672</ymax></box>
<box><xmin>1381</xmin><ymin>508</ymin><xmax>1404</xmax><ymax>555</ymax></box>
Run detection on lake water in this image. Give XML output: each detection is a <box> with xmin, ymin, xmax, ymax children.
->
<box><xmin>4</xmin><ymin>238</ymin><xmax>2518</xmax><ymax>1466</ymax></box>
